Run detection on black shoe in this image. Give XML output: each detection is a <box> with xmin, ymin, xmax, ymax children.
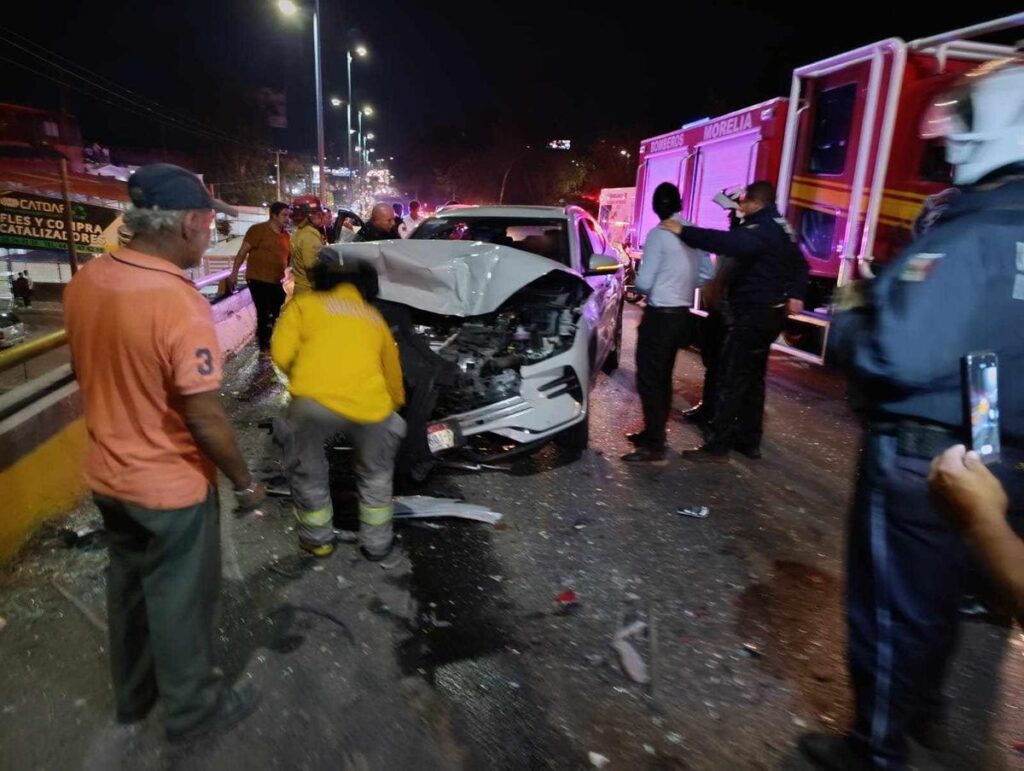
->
<box><xmin>167</xmin><ymin>682</ymin><xmax>260</xmax><ymax>743</ymax></box>
<box><xmin>798</xmin><ymin>733</ymin><xmax>876</xmax><ymax>770</ymax></box>
<box><xmin>681</xmin><ymin>446</ymin><xmax>730</xmax><ymax>463</ymax></box>
<box><xmin>621</xmin><ymin>446</ymin><xmax>667</xmax><ymax>463</ymax></box>
<box><xmin>908</xmin><ymin>715</ymin><xmax>950</xmax><ymax>753</ymax></box>
<box><xmin>626</xmin><ymin>431</ymin><xmax>656</xmax><ymax>446</ymax></box>
<box><xmin>734</xmin><ymin>445</ymin><xmax>762</xmax><ymax>460</ymax></box>
<box><xmin>683</xmin><ymin>409</ymin><xmax>711</xmax><ymax>427</ymax></box>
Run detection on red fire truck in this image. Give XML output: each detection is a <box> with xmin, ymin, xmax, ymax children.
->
<box><xmin>630</xmin><ymin>12</ymin><xmax>1023</xmax><ymax>363</ymax></box>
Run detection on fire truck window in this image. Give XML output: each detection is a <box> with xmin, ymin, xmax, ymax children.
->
<box><xmin>809</xmin><ymin>83</ymin><xmax>857</xmax><ymax>175</ymax></box>
<box><xmin>798</xmin><ymin>207</ymin><xmax>837</xmax><ymax>262</ymax></box>
<box><xmin>919</xmin><ymin>139</ymin><xmax>953</xmax><ymax>184</ymax></box>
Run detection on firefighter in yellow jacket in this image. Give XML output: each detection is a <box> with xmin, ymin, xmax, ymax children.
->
<box><xmin>271</xmin><ymin>258</ymin><xmax>405</xmax><ymax>559</ymax></box>
<box><xmin>288</xmin><ymin>198</ymin><xmax>327</xmax><ymax>296</ymax></box>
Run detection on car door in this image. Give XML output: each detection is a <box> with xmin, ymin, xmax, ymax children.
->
<box><xmin>578</xmin><ymin>216</ymin><xmax>622</xmax><ymax>368</ymax></box>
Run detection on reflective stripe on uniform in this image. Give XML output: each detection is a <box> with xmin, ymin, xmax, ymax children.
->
<box><xmin>359</xmin><ymin>503</ymin><xmax>393</xmax><ymax>526</ymax></box>
<box><xmin>297</xmin><ymin>506</ymin><xmax>332</xmax><ymax>527</ymax></box>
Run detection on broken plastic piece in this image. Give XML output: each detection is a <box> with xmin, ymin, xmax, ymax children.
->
<box><xmin>614</xmin><ymin>620</ymin><xmax>648</xmax><ymax>642</ymax></box>
<box><xmin>675</xmin><ymin>505</ymin><xmax>709</xmax><ymax>519</ymax></box>
<box><xmin>588</xmin><ymin>752</ymin><xmax>610</xmax><ymax>769</ymax></box>
<box><xmin>394</xmin><ymin>496</ymin><xmax>503</xmax><ymax>524</ymax></box>
<box><xmin>612</xmin><ymin>639</ymin><xmax>650</xmax><ymax>684</ymax></box>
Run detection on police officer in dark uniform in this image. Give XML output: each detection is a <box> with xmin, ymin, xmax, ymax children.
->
<box><xmin>800</xmin><ymin>59</ymin><xmax>1024</xmax><ymax>771</ymax></box>
<box><xmin>683</xmin><ymin>198</ymin><xmax>743</xmax><ymax>432</ymax></box>
<box><xmin>663</xmin><ymin>180</ymin><xmax>808</xmax><ymax>461</ymax></box>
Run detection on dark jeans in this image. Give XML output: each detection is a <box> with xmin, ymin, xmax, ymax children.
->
<box><xmin>248</xmin><ymin>279</ymin><xmax>286</xmax><ymax>351</ymax></box>
<box><xmin>705</xmin><ymin>304</ymin><xmax>785</xmax><ymax>452</ymax></box>
<box><xmin>635</xmin><ymin>307</ymin><xmax>695</xmax><ymax>446</ymax></box>
<box><xmin>95</xmin><ymin>487</ymin><xmax>223</xmax><ymax>734</ymax></box>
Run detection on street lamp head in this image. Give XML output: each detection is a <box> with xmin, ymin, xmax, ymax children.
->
<box><xmin>366</xmin><ymin>133</ymin><xmax>375</xmax><ymax>140</ymax></box>
<box><xmin>355</xmin><ymin>45</ymin><xmax>368</xmax><ymax>57</ymax></box>
<box><xmin>362</xmin><ymin>106</ymin><xmax>374</xmax><ymax>117</ymax></box>
<box><xmin>277</xmin><ymin>0</ymin><xmax>298</xmax><ymax>15</ymax></box>
<box><xmin>330</xmin><ymin>97</ymin><xmax>342</xmax><ymax>107</ymax></box>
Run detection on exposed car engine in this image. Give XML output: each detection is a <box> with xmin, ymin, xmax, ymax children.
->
<box><xmin>409</xmin><ymin>281</ymin><xmax>584</xmax><ymax>415</ymax></box>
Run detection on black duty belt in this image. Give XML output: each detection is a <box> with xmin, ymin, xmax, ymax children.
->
<box><xmin>871</xmin><ymin>419</ymin><xmax>1024</xmax><ymax>459</ymax></box>
<box><xmin>870</xmin><ymin>420</ymin><xmax>964</xmax><ymax>460</ymax></box>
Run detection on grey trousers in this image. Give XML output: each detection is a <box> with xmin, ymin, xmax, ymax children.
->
<box><xmin>276</xmin><ymin>397</ymin><xmax>404</xmax><ymax>556</ymax></box>
<box><xmin>94</xmin><ymin>487</ymin><xmax>223</xmax><ymax>735</ymax></box>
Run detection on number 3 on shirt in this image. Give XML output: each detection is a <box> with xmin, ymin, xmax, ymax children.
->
<box><xmin>196</xmin><ymin>348</ymin><xmax>214</xmax><ymax>376</ymax></box>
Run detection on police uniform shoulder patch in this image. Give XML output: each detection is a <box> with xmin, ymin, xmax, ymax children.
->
<box><xmin>899</xmin><ymin>253</ymin><xmax>944</xmax><ymax>282</ymax></box>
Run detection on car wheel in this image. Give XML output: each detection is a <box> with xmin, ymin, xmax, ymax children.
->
<box><xmin>601</xmin><ymin>303</ymin><xmax>623</xmax><ymax>374</ymax></box>
<box><xmin>555</xmin><ymin>408</ymin><xmax>589</xmax><ymax>451</ymax></box>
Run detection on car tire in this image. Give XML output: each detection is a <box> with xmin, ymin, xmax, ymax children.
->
<box><xmin>601</xmin><ymin>303</ymin><xmax>624</xmax><ymax>374</ymax></box>
<box><xmin>555</xmin><ymin>409</ymin><xmax>589</xmax><ymax>451</ymax></box>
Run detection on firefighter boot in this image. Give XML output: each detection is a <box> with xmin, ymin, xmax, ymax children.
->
<box><xmin>359</xmin><ymin>502</ymin><xmax>394</xmax><ymax>561</ymax></box>
<box><xmin>295</xmin><ymin>504</ymin><xmax>335</xmax><ymax>558</ymax></box>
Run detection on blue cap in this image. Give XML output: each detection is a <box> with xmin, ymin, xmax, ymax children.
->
<box><xmin>127</xmin><ymin>163</ymin><xmax>238</xmax><ymax>217</ymax></box>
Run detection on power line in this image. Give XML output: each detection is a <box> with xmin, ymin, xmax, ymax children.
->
<box><xmin>0</xmin><ymin>28</ymin><xmax>249</xmax><ymax>146</ymax></box>
<box><xmin>0</xmin><ymin>31</ymin><xmax>269</xmax><ymax>153</ymax></box>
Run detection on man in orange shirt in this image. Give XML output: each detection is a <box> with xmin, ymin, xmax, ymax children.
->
<box><xmin>64</xmin><ymin>163</ymin><xmax>266</xmax><ymax>743</ymax></box>
<box><xmin>227</xmin><ymin>202</ymin><xmax>291</xmax><ymax>354</ymax></box>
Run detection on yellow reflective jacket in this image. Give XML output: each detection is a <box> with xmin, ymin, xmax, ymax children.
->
<box><xmin>271</xmin><ymin>283</ymin><xmax>405</xmax><ymax>423</ymax></box>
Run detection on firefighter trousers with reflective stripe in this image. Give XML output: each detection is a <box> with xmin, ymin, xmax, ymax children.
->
<box><xmin>846</xmin><ymin>432</ymin><xmax>1024</xmax><ymax>768</ymax></box>
<box><xmin>275</xmin><ymin>396</ymin><xmax>405</xmax><ymax>552</ymax></box>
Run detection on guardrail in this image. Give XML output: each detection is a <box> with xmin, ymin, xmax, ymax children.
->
<box><xmin>0</xmin><ymin>330</ymin><xmax>68</xmax><ymax>375</ymax></box>
<box><xmin>0</xmin><ymin>267</ymin><xmax>247</xmax><ymax>377</ymax></box>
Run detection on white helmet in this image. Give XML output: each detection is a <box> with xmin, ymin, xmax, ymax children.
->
<box><xmin>921</xmin><ymin>58</ymin><xmax>1024</xmax><ymax>185</ymax></box>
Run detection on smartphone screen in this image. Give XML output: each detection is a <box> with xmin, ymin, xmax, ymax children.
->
<box><xmin>964</xmin><ymin>351</ymin><xmax>1000</xmax><ymax>464</ymax></box>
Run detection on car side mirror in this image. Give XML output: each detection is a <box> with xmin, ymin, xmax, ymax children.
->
<box><xmin>586</xmin><ymin>253</ymin><xmax>621</xmax><ymax>276</ymax></box>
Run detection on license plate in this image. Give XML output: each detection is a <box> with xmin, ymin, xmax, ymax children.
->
<box><xmin>426</xmin><ymin>422</ymin><xmax>457</xmax><ymax>454</ymax></box>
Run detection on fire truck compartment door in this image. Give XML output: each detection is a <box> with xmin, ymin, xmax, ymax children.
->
<box><xmin>636</xmin><ymin>152</ymin><xmax>684</xmax><ymax>248</ymax></box>
<box><xmin>691</xmin><ymin>132</ymin><xmax>762</xmax><ymax>230</ymax></box>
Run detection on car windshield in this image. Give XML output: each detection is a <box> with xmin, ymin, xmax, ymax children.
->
<box><xmin>410</xmin><ymin>217</ymin><xmax>570</xmax><ymax>266</ymax></box>
<box><xmin>0</xmin><ymin>312</ymin><xmax>21</xmax><ymax>326</ymax></box>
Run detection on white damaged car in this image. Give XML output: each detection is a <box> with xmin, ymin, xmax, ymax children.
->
<box><xmin>322</xmin><ymin>205</ymin><xmax>626</xmax><ymax>477</ymax></box>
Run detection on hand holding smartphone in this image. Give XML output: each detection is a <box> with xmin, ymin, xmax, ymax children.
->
<box><xmin>963</xmin><ymin>351</ymin><xmax>1001</xmax><ymax>465</ymax></box>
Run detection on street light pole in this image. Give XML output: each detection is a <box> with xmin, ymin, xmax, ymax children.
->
<box><xmin>312</xmin><ymin>0</ymin><xmax>326</xmax><ymax>204</ymax></box>
<box><xmin>346</xmin><ymin>49</ymin><xmax>353</xmax><ymax>170</ymax></box>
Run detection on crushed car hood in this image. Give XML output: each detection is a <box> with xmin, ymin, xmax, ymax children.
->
<box><xmin>320</xmin><ymin>240</ymin><xmax>589</xmax><ymax>317</ymax></box>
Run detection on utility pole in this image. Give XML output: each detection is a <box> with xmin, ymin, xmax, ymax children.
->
<box><xmin>58</xmin><ymin>158</ymin><xmax>79</xmax><ymax>276</ymax></box>
<box><xmin>270</xmin><ymin>148</ymin><xmax>288</xmax><ymax>202</ymax></box>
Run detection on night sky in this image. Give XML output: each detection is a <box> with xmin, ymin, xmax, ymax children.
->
<box><xmin>2</xmin><ymin>2</ymin><xmax>1021</xmax><ymax>177</ymax></box>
